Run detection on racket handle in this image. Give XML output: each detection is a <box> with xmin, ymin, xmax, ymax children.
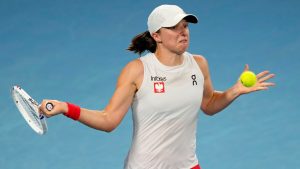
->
<box><xmin>46</xmin><ymin>102</ymin><xmax>54</xmax><ymax>111</ymax></box>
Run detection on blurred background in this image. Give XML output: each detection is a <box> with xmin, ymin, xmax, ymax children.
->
<box><xmin>1</xmin><ymin>0</ymin><xmax>299</xmax><ymax>168</ymax></box>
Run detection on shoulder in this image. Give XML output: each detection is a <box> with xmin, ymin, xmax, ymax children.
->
<box><xmin>193</xmin><ymin>54</ymin><xmax>209</xmax><ymax>70</ymax></box>
<box><xmin>118</xmin><ymin>59</ymin><xmax>143</xmax><ymax>85</ymax></box>
<box><xmin>192</xmin><ymin>54</ymin><xmax>208</xmax><ymax>65</ymax></box>
<box><xmin>192</xmin><ymin>54</ymin><xmax>210</xmax><ymax>79</ymax></box>
<box><xmin>123</xmin><ymin>59</ymin><xmax>143</xmax><ymax>75</ymax></box>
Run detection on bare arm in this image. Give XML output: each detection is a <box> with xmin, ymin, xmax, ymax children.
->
<box><xmin>39</xmin><ymin>59</ymin><xmax>143</xmax><ymax>132</ymax></box>
<box><xmin>194</xmin><ymin>55</ymin><xmax>275</xmax><ymax>116</ymax></box>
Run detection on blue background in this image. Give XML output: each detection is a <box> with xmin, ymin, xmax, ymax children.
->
<box><xmin>1</xmin><ymin>0</ymin><xmax>299</xmax><ymax>168</ymax></box>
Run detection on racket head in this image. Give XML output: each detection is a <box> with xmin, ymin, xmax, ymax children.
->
<box><xmin>11</xmin><ymin>86</ymin><xmax>47</xmax><ymax>135</ymax></box>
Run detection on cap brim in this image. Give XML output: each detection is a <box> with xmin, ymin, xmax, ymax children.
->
<box><xmin>184</xmin><ymin>14</ymin><xmax>198</xmax><ymax>23</ymax></box>
<box><xmin>161</xmin><ymin>14</ymin><xmax>198</xmax><ymax>28</ymax></box>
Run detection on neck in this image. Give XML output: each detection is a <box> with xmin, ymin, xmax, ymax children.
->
<box><xmin>154</xmin><ymin>48</ymin><xmax>184</xmax><ymax>66</ymax></box>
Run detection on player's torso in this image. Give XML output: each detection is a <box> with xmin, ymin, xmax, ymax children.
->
<box><xmin>126</xmin><ymin>52</ymin><xmax>204</xmax><ymax>169</ymax></box>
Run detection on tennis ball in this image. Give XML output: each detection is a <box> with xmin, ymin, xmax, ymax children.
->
<box><xmin>240</xmin><ymin>71</ymin><xmax>257</xmax><ymax>87</ymax></box>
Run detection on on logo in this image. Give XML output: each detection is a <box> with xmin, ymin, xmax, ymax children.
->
<box><xmin>154</xmin><ymin>82</ymin><xmax>165</xmax><ymax>93</ymax></box>
<box><xmin>191</xmin><ymin>74</ymin><xmax>197</xmax><ymax>86</ymax></box>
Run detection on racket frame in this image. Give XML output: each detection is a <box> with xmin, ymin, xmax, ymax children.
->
<box><xmin>11</xmin><ymin>86</ymin><xmax>47</xmax><ymax>135</ymax></box>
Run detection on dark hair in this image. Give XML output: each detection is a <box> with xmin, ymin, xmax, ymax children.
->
<box><xmin>127</xmin><ymin>31</ymin><xmax>157</xmax><ymax>55</ymax></box>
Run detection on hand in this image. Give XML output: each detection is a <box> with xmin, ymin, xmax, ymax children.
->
<box><xmin>39</xmin><ymin>100</ymin><xmax>68</xmax><ymax>118</ymax></box>
<box><xmin>235</xmin><ymin>64</ymin><xmax>275</xmax><ymax>95</ymax></box>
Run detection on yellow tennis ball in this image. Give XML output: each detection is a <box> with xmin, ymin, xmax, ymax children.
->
<box><xmin>240</xmin><ymin>71</ymin><xmax>257</xmax><ymax>87</ymax></box>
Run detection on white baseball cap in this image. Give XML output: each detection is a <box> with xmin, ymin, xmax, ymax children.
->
<box><xmin>147</xmin><ymin>4</ymin><xmax>198</xmax><ymax>34</ymax></box>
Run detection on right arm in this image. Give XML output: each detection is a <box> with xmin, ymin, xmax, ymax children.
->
<box><xmin>39</xmin><ymin>59</ymin><xmax>143</xmax><ymax>132</ymax></box>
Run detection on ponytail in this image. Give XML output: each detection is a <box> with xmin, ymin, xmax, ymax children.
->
<box><xmin>127</xmin><ymin>31</ymin><xmax>157</xmax><ymax>55</ymax></box>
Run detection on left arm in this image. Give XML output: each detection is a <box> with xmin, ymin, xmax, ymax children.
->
<box><xmin>194</xmin><ymin>55</ymin><xmax>275</xmax><ymax>116</ymax></box>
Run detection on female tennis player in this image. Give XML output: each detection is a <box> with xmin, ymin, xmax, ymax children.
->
<box><xmin>39</xmin><ymin>4</ymin><xmax>275</xmax><ymax>169</ymax></box>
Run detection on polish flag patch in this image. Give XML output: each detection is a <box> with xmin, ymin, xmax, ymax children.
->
<box><xmin>154</xmin><ymin>82</ymin><xmax>165</xmax><ymax>93</ymax></box>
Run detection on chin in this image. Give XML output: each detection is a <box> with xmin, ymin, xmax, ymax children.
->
<box><xmin>175</xmin><ymin>49</ymin><xmax>186</xmax><ymax>55</ymax></box>
<box><xmin>177</xmin><ymin>46</ymin><xmax>188</xmax><ymax>54</ymax></box>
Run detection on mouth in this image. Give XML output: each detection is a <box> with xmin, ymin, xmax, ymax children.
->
<box><xmin>179</xmin><ymin>39</ymin><xmax>188</xmax><ymax>43</ymax></box>
<box><xmin>179</xmin><ymin>39</ymin><xmax>188</xmax><ymax>44</ymax></box>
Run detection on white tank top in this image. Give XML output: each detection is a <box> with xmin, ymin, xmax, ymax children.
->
<box><xmin>124</xmin><ymin>52</ymin><xmax>204</xmax><ymax>169</ymax></box>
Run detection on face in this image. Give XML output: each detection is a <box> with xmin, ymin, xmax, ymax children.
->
<box><xmin>152</xmin><ymin>20</ymin><xmax>190</xmax><ymax>55</ymax></box>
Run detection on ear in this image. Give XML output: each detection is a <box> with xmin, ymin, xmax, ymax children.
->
<box><xmin>151</xmin><ymin>32</ymin><xmax>162</xmax><ymax>43</ymax></box>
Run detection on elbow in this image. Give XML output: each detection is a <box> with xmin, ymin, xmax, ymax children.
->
<box><xmin>100</xmin><ymin>111</ymin><xmax>119</xmax><ymax>133</ymax></box>
<box><xmin>203</xmin><ymin>110</ymin><xmax>216</xmax><ymax>116</ymax></box>
<box><xmin>103</xmin><ymin>128</ymin><xmax>113</xmax><ymax>133</ymax></box>
<box><xmin>202</xmin><ymin>110</ymin><xmax>216</xmax><ymax>116</ymax></box>
<box><xmin>201</xmin><ymin>106</ymin><xmax>217</xmax><ymax>116</ymax></box>
<box><xmin>102</xmin><ymin>119</ymin><xmax>119</xmax><ymax>133</ymax></box>
<box><xmin>103</xmin><ymin>125</ymin><xmax>117</xmax><ymax>133</ymax></box>
<box><xmin>92</xmin><ymin>125</ymin><xmax>116</xmax><ymax>133</ymax></box>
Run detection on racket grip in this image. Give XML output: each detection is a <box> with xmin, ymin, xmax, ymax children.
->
<box><xmin>46</xmin><ymin>102</ymin><xmax>54</xmax><ymax>111</ymax></box>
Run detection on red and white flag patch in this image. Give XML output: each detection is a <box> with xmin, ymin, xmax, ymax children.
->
<box><xmin>154</xmin><ymin>82</ymin><xmax>165</xmax><ymax>93</ymax></box>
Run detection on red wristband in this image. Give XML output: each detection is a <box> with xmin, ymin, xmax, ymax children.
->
<box><xmin>63</xmin><ymin>102</ymin><xmax>81</xmax><ymax>120</ymax></box>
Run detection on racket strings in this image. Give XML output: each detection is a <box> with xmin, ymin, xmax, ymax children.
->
<box><xmin>11</xmin><ymin>86</ymin><xmax>47</xmax><ymax>135</ymax></box>
<box><xmin>14</xmin><ymin>92</ymin><xmax>42</xmax><ymax>128</ymax></box>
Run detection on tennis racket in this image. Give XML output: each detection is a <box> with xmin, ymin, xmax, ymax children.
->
<box><xmin>11</xmin><ymin>85</ymin><xmax>48</xmax><ymax>135</ymax></box>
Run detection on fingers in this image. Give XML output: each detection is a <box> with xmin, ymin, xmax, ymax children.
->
<box><xmin>39</xmin><ymin>100</ymin><xmax>51</xmax><ymax>117</ymax></box>
<box><xmin>38</xmin><ymin>99</ymin><xmax>49</xmax><ymax>114</ymax></box>
<box><xmin>256</xmin><ymin>70</ymin><xmax>270</xmax><ymax>79</ymax></box>
<box><xmin>258</xmin><ymin>73</ymin><xmax>275</xmax><ymax>83</ymax></box>
<box><xmin>256</xmin><ymin>70</ymin><xmax>276</xmax><ymax>85</ymax></box>
<box><xmin>243</xmin><ymin>64</ymin><xmax>249</xmax><ymax>71</ymax></box>
<box><xmin>255</xmin><ymin>86</ymin><xmax>268</xmax><ymax>91</ymax></box>
<box><xmin>259</xmin><ymin>82</ymin><xmax>275</xmax><ymax>88</ymax></box>
<box><xmin>255</xmin><ymin>70</ymin><xmax>276</xmax><ymax>91</ymax></box>
<box><xmin>39</xmin><ymin>99</ymin><xmax>61</xmax><ymax>118</ymax></box>
<box><xmin>262</xmin><ymin>82</ymin><xmax>275</xmax><ymax>86</ymax></box>
<box><xmin>253</xmin><ymin>82</ymin><xmax>275</xmax><ymax>92</ymax></box>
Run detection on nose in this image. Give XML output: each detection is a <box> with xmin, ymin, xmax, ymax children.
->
<box><xmin>179</xmin><ymin>26</ymin><xmax>188</xmax><ymax>37</ymax></box>
<box><xmin>182</xmin><ymin>27</ymin><xmax>188</xmax><ymax>35</ymax></box>
<box><xmin>177</xmin><ymin>24</ymin><xmax>188</xmax><ymax>36</ymax></box>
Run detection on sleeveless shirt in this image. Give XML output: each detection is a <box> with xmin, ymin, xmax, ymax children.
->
<box><xmin>124</xmin><ymin>52</ymin><xmax>204</xmax><ymax>169</ymax></box>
